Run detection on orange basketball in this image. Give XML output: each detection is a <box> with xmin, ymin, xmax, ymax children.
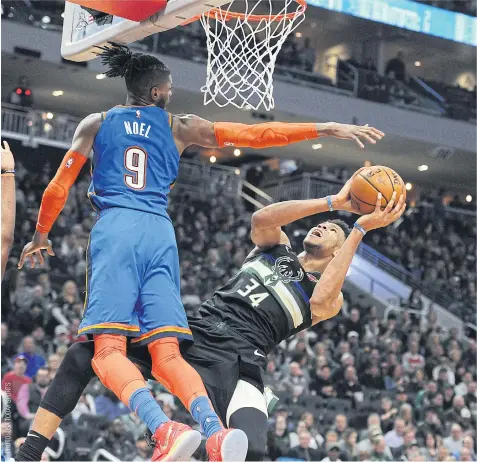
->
<box><xmin>350</xmin><ymin>166</ymin><xmax>406</xmax><ymax>215</ymax></box>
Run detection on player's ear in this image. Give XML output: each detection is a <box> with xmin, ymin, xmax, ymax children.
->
<box><xmin>151</xmin><ymin>87</ymin><xmax>159</xmax><ymax>100</ymax></box>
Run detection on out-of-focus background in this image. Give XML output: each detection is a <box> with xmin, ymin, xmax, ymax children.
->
<box><xmin>1</xmin><ymin>0</ymin><xmax>476</xmax><ymax>460</ymax></box>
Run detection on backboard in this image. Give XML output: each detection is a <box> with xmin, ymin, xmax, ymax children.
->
<box><xmin>61</xmin><ymin>0</ymin><xmax>228</xmax><ymax>62</ymax></box>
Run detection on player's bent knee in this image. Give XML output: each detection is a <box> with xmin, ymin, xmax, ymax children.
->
<box><xmin>66</xmin><ymin>342</ymin><xmax>95</xmax><ymax>382</ymax></box>
<box><xmin>92</xmin><ymin>334</ymin><xmax>127</xmax><ymax>386</ymax></box>
<box><xmin>228</xmin><ymin>407</ymin><xmax>267</xmax><ymax>461</ymax></box>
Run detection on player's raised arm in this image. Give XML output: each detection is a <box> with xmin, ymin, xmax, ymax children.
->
<box><xmin>18</xmin><ymin>113</ymin><xmax>102</xmax><ymax>269</ymax></box>
<box><xmin>1</xmin><ymin>141</ymin><xmax>15</xmax><ymax>279</ymax></box>
<box><xmin>250</xmin><ymin>170</ymin><xmax>366</xmax><ymax>249</ymax></box>
<box><xmin>310</xmin><ymin>192</ymin><xmax>406</xmax><ymax>323</ymax></box>
<box><xmin>173</xmin><ymin>115</ymin><xmax>385</xmax><ymax>152</ymax></box>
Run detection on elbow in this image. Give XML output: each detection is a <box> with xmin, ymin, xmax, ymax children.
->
<box><xmin>311</xmin><ymin>297</ymin><xmax>342</xmax><ymax>321</ymax></box>
<box><xmin>251</xmin><ymin>210</ymin><xmax>266</xmax><ymax>229</ymax></box>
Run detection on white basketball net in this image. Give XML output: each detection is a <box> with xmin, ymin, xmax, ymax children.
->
<box><xmin>199</xmin><ymin>0</ymin><xmax>306</xmax><ymax>111</ymax></box>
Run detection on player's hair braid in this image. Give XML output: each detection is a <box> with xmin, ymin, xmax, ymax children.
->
<box><xmin>98</xmin><ymin>43</ymin><xmax>134</xmax><ymax>78</ymax></box>
<box><xmin>98</xmin><ymin>43</ymin><xmax>170</xmax><ymax>81</ymax></box>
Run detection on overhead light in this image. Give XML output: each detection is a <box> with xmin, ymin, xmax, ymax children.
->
<box><xmin>96</xmin><ymin>73</ymin><xmax>107</xmax><ymax>80</ymax></box>
<box><xmin>52</xmin><ymin>90</ymin><xmax>64</xmax><ymax>96</ymax></box>
<box><xmin>295</xmin><ymin>32</ymin><xmax>302</xmax><ymax>38</ymax></box>
<box><xmin>466</xmin><ymin>195</ymin><xmax>472</xmax><ymax>202</ymax></box>
<box><xmin>235</xmin><ymin>169</ymin><xmax>241</xmax><ymax>175</ymax></box>
<box><xmin>61</xmin><ymin>12</ymin><xmax>65</xmax><ymax>18</ymax></box>
<box><xmin>418</xmin><ymin>165</ymin><xmax>428</xmax><ymax>171</ymax></box>
<box><xmin>41</xmin><ymin>15</ymin><xmax>50</xmax><ymax>24</ymax></box>
<box><xmin>312</xmin><ymin>143</ymin><xmax>322</xmax><ymax>150</ymax></box>
<box><xmin>414</xmin><ymin>61</ymin><xmax>422</xmax><ymax>67</ymax></box>
<box><xmin>210</xmin><ymin>156</ymin><xmax>217</xmax><ymax>163</ymax></box>
<box><xmin>233</xmin><ymin>149</ymin><xmax>241</xmax><ymax>157</ymax></box>
<box><xmin>405</xmin><ymin>182</ymin><xmax>413</xmax><ymax>191</ymax></box>
<box><xmin>46</xmin><ymin>112</ymin><xmax>54</xmax><ymax>120</ymax></box>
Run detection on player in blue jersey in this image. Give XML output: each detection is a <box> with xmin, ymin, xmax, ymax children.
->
<box><xmin>18</xmin><ymin>44</ymin><xmax>384</xmax><ymax>461</ymax></box>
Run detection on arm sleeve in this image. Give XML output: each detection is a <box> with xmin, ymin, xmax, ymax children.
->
<box><xmin>36</xmin><ymin>151</ymin><xmax>88</xmax><ymax>233</ymax></box>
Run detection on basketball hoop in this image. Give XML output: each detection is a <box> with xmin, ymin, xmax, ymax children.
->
<box><xmin>191</xmin><ymin>0</ymin><xmax>307</xmax><ymax>111</ymax></box>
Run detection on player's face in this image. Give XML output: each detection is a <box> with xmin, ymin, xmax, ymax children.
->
<box><xmin>152</xmin><ymin>75</ymin><xmax>173</xmax><ymax>109</ymax></box>
<box><xmin>303</xmin><ymin>222</ymin><xmax>346</xmax><ymax>259</ymax></box>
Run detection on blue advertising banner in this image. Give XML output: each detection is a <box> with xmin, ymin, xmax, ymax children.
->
<box><xmin>308</xmin><ymin>0</ymin><xmax>476</xmax><ymax>46</ymax></box>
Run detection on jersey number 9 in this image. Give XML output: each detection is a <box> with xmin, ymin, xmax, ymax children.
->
<box><xmin>124</xmin><ymin>147</ymin><xmax>147</xmax><ymax>190</ymax></box>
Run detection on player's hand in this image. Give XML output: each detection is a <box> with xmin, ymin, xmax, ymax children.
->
<box><xmin>1</xmin><ymin>140</ymin><xmax>15</xmax><ymax>171</ymax></box>
<box><xmin>18</xmin><ymin>231</ymin><xmax>55</xmax><ymax>269</ymax></box>
<box><xmin>333</xmin><ymin>168</ymin><xmax>366</xmax><ymax>214</ymax></box>
<box><xmin>326</xmin><ymin>123</ymin><xmax>385</xmax><ymax>148</ymax></box>
<box><xmin>356</xmin><ymin>191</ymin><xmax>406</xmax><ymax>232</ymax></box>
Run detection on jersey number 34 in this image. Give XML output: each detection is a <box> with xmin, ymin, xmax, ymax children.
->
<box><xmin>124</xmin><ymin>147</ymin><xmax>147</xmax><ymax>190</ymax></box>
<box><xmin>238</xmin><ymin>277</ymin><xmax>269</xmax><ymax>307</ymax></box>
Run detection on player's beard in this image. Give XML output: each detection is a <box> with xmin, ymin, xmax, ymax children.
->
<box><xmin>303</xmin><ymin>239</ymin><xmax>323</xmax><ymax>258</ymax></box>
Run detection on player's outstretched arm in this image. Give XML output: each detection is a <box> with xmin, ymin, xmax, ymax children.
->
<box><xmin>250</xmin><ymin>170</ymin><xmax>365</xmax><ymax>249</ymax></box>
<box><xmin>172</xmin><ymin>115</ymin><xmax>384</xmax><ymax>152</ymax></box>
<box><xmin>18</xmin><ymin>113</ymin><xmax>102</xmax><ymax>270</ymax></box>
<box><xmin>1</xmin><ymin>141</ymin><xmax>15</xmax><ymax>280</ymax></box>
<box><xmin>310</xmin><ymin>192</ymin><xmax>406</xmax><ymax>323</ymax></box>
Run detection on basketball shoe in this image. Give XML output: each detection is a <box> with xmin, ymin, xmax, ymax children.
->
<box><xmin>206</xmin><ymin>428</ymin><xmax>248</xmax><ymax>461</ymax></box>
<box><xmin>151</xmin><ymin>421</ymin><xmax>201</xmax><ymax>461</ymax></box>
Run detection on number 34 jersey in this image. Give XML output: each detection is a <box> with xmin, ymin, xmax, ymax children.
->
<box><xmin>89</xmin><ymin>105</ymin><xmax>178</xmax><ymax>216</ymax></box>
<box><xmin>199</xmin><ymin>244</ymin><xmax>321</xmax><ymax>354</ymax></box>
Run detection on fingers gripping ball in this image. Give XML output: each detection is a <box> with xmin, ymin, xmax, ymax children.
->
<box><xmin>350</xmin><ymin>166</ymin><xmax>406</xmax><ymax>214</ymax></box>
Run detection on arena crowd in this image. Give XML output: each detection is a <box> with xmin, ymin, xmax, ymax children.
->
<box><xmin>1</xmin><ymin>157</ymin><xmax>476</xmax><ymax>461</ymax></box>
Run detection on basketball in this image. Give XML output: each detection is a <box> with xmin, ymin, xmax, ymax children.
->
<box><xmin>350</xmin><ymin>166</ymin><xmax>406</xmax><ymax>215</ymax></box>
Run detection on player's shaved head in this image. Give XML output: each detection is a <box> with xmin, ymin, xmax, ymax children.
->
<box><xmin>100</xmin><ymin>44</ymin><xmax>171</xmax><ymax>108</ymax></box>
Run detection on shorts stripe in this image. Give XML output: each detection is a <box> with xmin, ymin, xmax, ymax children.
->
<box><xmin>78</xmin><ymin>323</ymin><xmax>141</xmax><ymax>335</ymax></box>
<box><xmin>131</xmin><ymin>326</ymin><xmax>192</xmax><ymax>344</ymax></box>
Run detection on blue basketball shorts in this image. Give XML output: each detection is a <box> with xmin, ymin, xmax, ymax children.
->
<box><xmin>78</xmin><ymin>207</ymin><xmax>192</xmax><ymax>346</ymax></box>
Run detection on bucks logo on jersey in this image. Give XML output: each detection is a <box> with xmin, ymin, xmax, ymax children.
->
<box><xmin>264</xmin><ymin>256</ymin><xmax>304</xmax><ymax>287</ymax></box>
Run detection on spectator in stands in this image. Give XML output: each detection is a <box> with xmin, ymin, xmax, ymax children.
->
<box><xmin>417</xmin><ymin>407</ymin><xmax>444</xmax><ymax>439</ymax></box>
<box><xmin>300</xmin><ymin>38</ymin><xmax>316</xmax><ymax>73</ymax></box>
<box><xmin>332</xmin><ymin>414</ymin><xmax>348</xmax><ymax>439</ymax></box>
<box><xmin>279</xmin><ymin>362</ymin><xmax>309</xmax><ymax>395</ymax></box>
<box><xmin>290</xmin><ymin>420</ymin><xmax>320</xmax><ymax>450</ymax></box>
<box><xmin>340</xmin><ymin>429</ymin><xmax>359</xmax><ymax>461</ymax></box>
<box><xmin>443</xmin><ymin>423</ymin><xmax>464</xmax><ymax>454</ymax></box>
<box><xmin>94</xmin><ymin>388</ymin><xmax>130</xmax><ymax>421</ymax></box>
<box><xmin>288</xmin><ymin>430</ymin><xmax>322</xmax><ymax>460</ymax></box>
<box><xmin>90</xmin><ymin>418</ymin><xmax>136</xmax><ymax>461</ymax></box>
<box><xmin>385</xmin><ymin>51</ymin><xmax>406</xmax><ymax>81</ymax></box>
<box><xmin>320</xmin><ymin>441</ymin><xmax>342</xmax><ymax>462</ymax></box>
<box><xmin>402</xmin><ymin>340</ymin><xmax>426</xmax><ymax>374</ymax></box>
<box><xmin>267</xmin><ymin>414</ymin><xmax>291</xmax><ymax>460</ymax></box>
<box><xmin>384</xmin><ymin>418</ymin><xmax>405</xmax><ymax>449</ymax></box>
<box><xmin>462</xmin><ymin>436</ymin><xmax>476</xmax><ymax>460</ymax></box>
<box><xmin>446</xmin><ymin>393</ymin><xmax>467</xmax><ymax>425</ymax></box>
<box><xmin>1</xmin><ymin>355</ymin><xmax>31</xmax><ymax>403</ymax></box>
<box><xmin>379</xmin><ymin>397</ymin><xmax>398</xmax><ymax>433</ymax></box>
<box><xmin>385</xmin><ymin>364</ymin><xmax>406</xmax><ymax>390</ymax></box>
<box><xmin>423</xmin><ymin>432</ymin><xmax>439</xmax><ymax>461</ymax></box>
<box><xmin>51</xmin><ymin>325</ymin><xmax>70</xmax><ymax>353</ymax></box>
<box><xmin>392</xmin><ymin>426</ymin><xmax>418</xmax><ymax>460</ymax></box>
<box><xmin>336</xmin><ymin>366</ymin><xmax>362</xmax><ymax>403</ymax></box>
<box><xmin>371</xmin><ymin>435</ymin><xmax>393</xmax><ymax>461</ymax></box>
<box><xmin>310</xmin><ymin>365</ymin><xmax>337</xmax><ymax>398</ymax></box>
<box><xmin>135</xmin><ymin>436</ymin><xmax>153</xmax><ymax>461</ymax></box>
<box><xmin>16</xmin><ymin>336</ymin><xmax>46</xmax><ymax>378</ymax></box>
<box><xmin>345</xmin><ymin>308</ymin><xmax>363</xmax><ymax>337</ymax></box>
<box><xmin>16</xmin><ymin>366</ymin><xmax>51</xmax><ymax>431</ymax></box>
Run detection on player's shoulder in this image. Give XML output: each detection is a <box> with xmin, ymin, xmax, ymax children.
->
<box><xmin>244</xmin><ymin>242</ymin><xmax>297</xmax><ymax>263</ymax></box>
<box><xmin>78</xmin><ymin>112</ymin><xmax>103</xmax><ymax>134</ymax></box>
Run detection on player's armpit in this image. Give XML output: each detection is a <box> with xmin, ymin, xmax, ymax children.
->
<box><xmin>311</xmin><ymin>292</ymin><xmax>344</xmax><ymax>325</ymax></box>
<box><xmin>173</xmin><ymin>114</ymin><xmax>219</xmax><ymax>152</ymax></box>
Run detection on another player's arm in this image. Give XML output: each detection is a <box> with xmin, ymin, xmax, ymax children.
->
<box><xmin>1</xmin><ymin>141</ymin><xmax>15</xmax><ymax>280</ymax></box>
<box><xmin>310</xmin><ymin>192</ymin><xmax>407</xmax><ymax>325</ymax></box>
<box><xmin>172</xmin><ymin>115</ymin><xmax>385</xmax><ymax>153</ymax></box>
<box><xmin>18</xmin><ymin>113</ymin><xmax>102</xmax><ymax>269</ymax></box>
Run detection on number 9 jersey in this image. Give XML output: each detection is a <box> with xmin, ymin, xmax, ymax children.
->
<box><xmin>78</xmin><ymin>105</ymin><xmax>192</xmax><ymax>345</ymax></box>
<box><xmin>88</xmin><ymin>105</ymin><xmax>178</xmax><ymax>216</ymax></box>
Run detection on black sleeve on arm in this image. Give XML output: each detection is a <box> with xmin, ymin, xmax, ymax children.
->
<box><xmin>40</xmin><ymin>342</ymin><xmax>95</xmax><ymax>418</ymax></box>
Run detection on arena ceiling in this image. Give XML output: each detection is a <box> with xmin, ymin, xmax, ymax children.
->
<box><xmin>2</xmin><ymin>52</ymin><xmax>476</xmax><ymax>194</ymax></box>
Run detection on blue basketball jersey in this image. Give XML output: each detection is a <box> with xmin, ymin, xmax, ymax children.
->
<box><xmin>89</xmin><ymin>105</ymin><xmax>179</xmax><ymax>216</ymax></box>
